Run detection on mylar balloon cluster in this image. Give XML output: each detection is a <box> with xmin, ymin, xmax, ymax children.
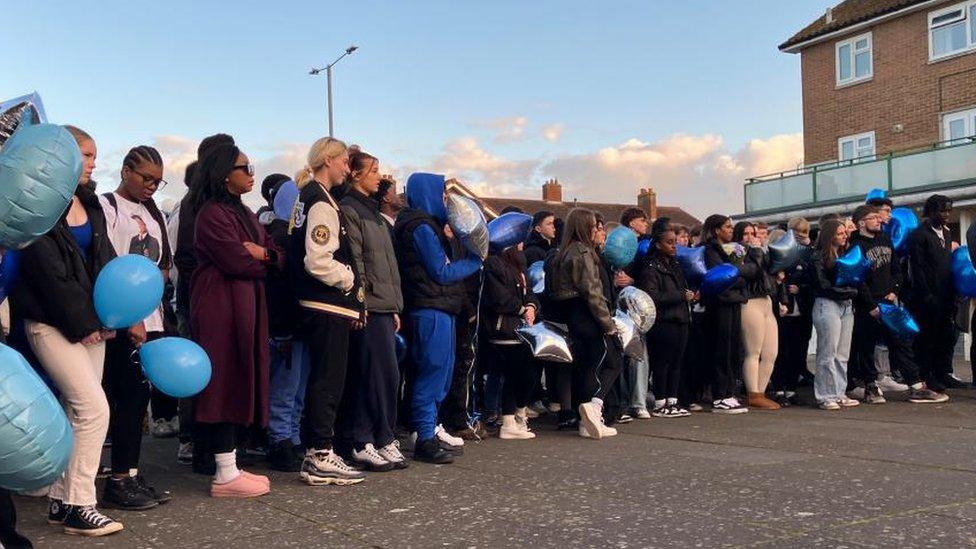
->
<box><xmin>516</xmin><ymin>321</ymin><xmax>573</xmax><ymax>363</ymax></box>
<box><xmin>952</xmin><ymin>246</ymin><xmax>976</xmax><ymax>297</ymax></box>
<box><xmin>602</xmin><ymin>226</ymin><xmax>638</xmax><ymax>269</ymax></box>
<box><xmin>272</xmin><ymin>179</ymin><xmax>299</xmax><ymax>221</ymax></box>
<box><xmin>488</xmin><ymin>212</ymin><xmax>532</xmax><ymax>251</ymax></box>
<box><xmin>0</xmin><ymin>343</ymin><xmax>73</xmax><ymax>491</ymax></box>
<box><xmin>527</xmin><ymin>260</ymin><xmax>545</xmax><ymax>294</ymax></box>
<box><xmin>446</xmin><ymin>194</ymin><xmax>488</xmax><ymax>259</ymax></box>
<box><xmin>139</xmin><ymin>338</ymin><xmax>212</xmax><ymax>398</ymax></box>
<box><xmin>768</xmin><ymin>230</ymin><xmax>803</xmax><ymax>273</ymax></box>
<box><xmin>702</xmin><ymin>264</ymin><xmax>739</xmax><ymax>297</ymax></box>
<box><xmin>0</xmin><ymin>114</ymin><xmax>81</xmax><ymax>249</ymax></box>
<box><xmin>617</xmin><ymin>286</ymin><xmax>656</xmax><ymax>333</ymax></box>
<box><xmin>878</xmin><ymin>303</ymin><xmax>920</xmax><ymax>340</ymax></box>
<box><xmin>835</xmin><ymin>245</ymin><xmax>871</xmax><ymax>286</ymax></box>
<box><xmin>676</xmin><ymin>245</ymin><xmax>707</xmax><ymax>283</ymax></box>
<box><xmin>94</xmin><ymin>254</ymin><xmax>165</xmax><ymax>329</ymax></box>
<box><xmin>884</xmin><ymin>207</ymin><xmax>918</xmax><ymax>255</ymax></box>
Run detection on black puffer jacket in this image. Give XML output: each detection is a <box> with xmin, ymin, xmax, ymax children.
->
<box><xmin>809</xmin><ymin>251</ymin><xmax>858</xmax><ymax>301</ymax></box>
<box><xmin>11</xmin><ymin>186</ymin><xmax>117</xmax><ymax>342</ymax></box>
<box><xmin>480</xmin><ymin>253</ymin><xmax>539</xmax><ymax>343</ymax></box>
<box><xmin>637</xmin><ymin>251</ymin><xmax>690</xmax><ymax>324</ymax></box>
<box><xmin>523</xmin><ymin>230</ymin><xmax>554</xmax><ymax>267</ymax></box>
<box><xmin>702</xmin><ymin>240</ymin><xmax>748</xmax><ymax>305</ymax></box>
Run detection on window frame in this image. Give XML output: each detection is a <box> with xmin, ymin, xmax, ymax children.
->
<box><xmin>942</xmin><ymin>106</ymin><xmax>976</xmax><ymax>143</ymax></box>
<box><xmin>835</xmin><ymin>32</ymin><xmax>873</xmax><ymax>87</ymax></box>
<box><xmin>928</xmin><ymin>1</ymin><xmax>976</xmax><ymax>61</ymax></box>
<box><xmin>837</xmin><ymin>131</ymin><xmax>877</xmax><ymax>162</ymax></box>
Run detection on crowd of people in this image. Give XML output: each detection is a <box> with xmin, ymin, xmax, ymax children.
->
<box><xmin>0</xmin><ymin>128</ymin><xmax>969</xmax><ymax>542</ymax></box>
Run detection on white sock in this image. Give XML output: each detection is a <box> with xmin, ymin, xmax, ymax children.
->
<box><xmin>213</xmin><ymin>451</ymin><xmax>241</xmax><ymax>484</ymax></box>
<box><xmin>590</xmin><ymin>397</ymin><xmax>603</xmax><ymax>408</ymax></box>
<box><xmin>911</xmin><ymin>382</ymin><xmax>924</xmax><ymax>390</ymax></box>
<box><xmin>128</xmin><ymin>469</ymin><xmax>138</xmax><ymax>477</ymax></box>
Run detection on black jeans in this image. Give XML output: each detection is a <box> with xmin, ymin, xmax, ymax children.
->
<box><xmin>771</xmin><ymin>315</ymin><xmax>812</xmax><ymax>392</ymax></box>
<box><xmin>649</xmin><ymin>322</ymin><xmax>689</xmax><ymax>400</ymax></box>
<box><xmin>911</xmin><ymin>305</ymin><xmax>955</xmax><ymax>389</ymax></box>
<box><xmin>851</xmin><ymin>309</ymin><xmax>920</xmax><ymax>387</ymax></box>
<box><xmin>104</xmin><ymin>332</ymin><xmax>163</xmax><ymax>473</ymax></box>
<box><xmin>338</xmin><ymin>314</ymin><xmax>399</xmax><ymax>448</ymax></box>
<box><xmin>680</xmin><ymin>311</ymin><xmax>709</xmax><ymax>406</ymax></box>
<box><xmin>704</xmin><ymin>302</ymin><xmax>742</xmax><ymax>401</ymax></box>
<box><xmin>491</xmin><ymin>343</ymin><xmax>539</xmax><ymax>415</ymax></box>
<box><xmin>301</xmin><ymin>312</ymin><xmax>351</xmax><ymax>450</ymax></box>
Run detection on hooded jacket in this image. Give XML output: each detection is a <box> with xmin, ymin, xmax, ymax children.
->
<box><xmin>393</xmin><ymin>173</ymin><xmax>481</xmax><ymax>315</ymax></box>
<box><xmin>637</xmin><ymin>250</ymin><xmax>691</xmax><ymax>324</ymax></box>
<box><xmin>12</xmin><ymin>186</ymin><xmax>117</xmax><ymax>342</ymax></box>
<box><xmin>340</xmin><ymin>188</ymin><xmax>403</xmax><ymax>314</ymax></box>
<box><xmin>523</xmin><ymin>230</ymin><xmax>555</xmax><ymax>267</ymax></box>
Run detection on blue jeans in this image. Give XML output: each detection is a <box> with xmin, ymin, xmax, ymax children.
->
<box><xmin>628</xmin><ymin>338</ymin><xmax>650</xmax><ymax>410</ymax></box>
<box><xmin>409</xmin><ymin>309</ymin><xmax>455</xmax><ymax>441</ymax></box>
<box><xmin>812</xmin><ymin>298</ymin><xmax>853</xmax><ymax>403</ymax></box>
<box><xmin>269</xmin><ymin>340</ymin><xmax>312</xmax><ymax>445</ymax></box>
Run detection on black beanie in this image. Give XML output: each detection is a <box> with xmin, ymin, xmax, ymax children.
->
<box><xmin>261</xmin><ymin>173</ymin><xmax>291</xmax><ymax>203</ymax></box>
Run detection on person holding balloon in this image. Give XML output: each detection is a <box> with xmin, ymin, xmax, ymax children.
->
<box><xmin>10</xmin><ymin>125</ymin><xmax>125</xmax><ymax>535</ymax></box>
<box><xmin>188</xmin><ymin>143</ymin><xmax>283</xmax><ymax>498</ymax></box>
<box><xmin>770</xmin><ymin>217</ymin><xmax>814</xmax><ymax>406</ymax></box>
<box><xmin>809</xmin><ymin>219</ymin><xmax>861</xmax><ymax>411</ymax></box>
<box><xmin>700</xmin><ymin>215</ymin><xmax>749</xmax><ymax>414</ymax></box>
<box><xmin>337</xmin><ymin>150</ymin><xmax>408</xmax><ymax>469</ymax></box>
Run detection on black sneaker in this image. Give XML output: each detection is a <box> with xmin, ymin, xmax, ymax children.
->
<box><xmin>133</xmin><ymin>475</ymin><xmax>172</xmax><ymax>504</ymax></box>
<box><xmin>48</xmin><ymin>498</ymin><xmax>71</xmax><ymax>524</ymax></box>
<box><xmin>908</xmin><ymin>386</ymin><xmax>950</xmax><ymax>403</ymax></box>
<box><xmin>63</xmin><ymin>505</ymin><xmax>123</xmax><ymax>537</ymax></box>
<box><xmin>413</xmin><ymin>438</ymin><xmax>454</xmax><ymax>464</ymax></box>
<box><xmin>865</xmin><ymin>384</ymin><xmax>886</xmax><ymax>405</ymax></box>
<box><xmin>96</xmin><ymin>464</ymin><xmax>111</xmax><ymax>479</ymax></box>
<box><xmin>268</xmin><ymin>440</ymin><xmax>303</xmax><ymax>472</ymax></box>
<box><xmin>941</xmin><ymin>374</ymin><xmax>969</xmax><ymax>389</ymax></box>
<box><xmin>101</xmin><ymin>476</ymin><xmax>158</xmax><ymax>510</ymax></box>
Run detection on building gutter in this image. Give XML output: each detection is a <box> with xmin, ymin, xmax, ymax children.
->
<box><xmin>781</xmin><ymin>0</ymin><xmax>943</xmax><ymax>53</ymax></box>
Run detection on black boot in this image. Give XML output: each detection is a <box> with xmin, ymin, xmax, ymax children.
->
<box><xmin>413</xmin><ymin>438</ymin><xmax>454</xmax><ymax>464</ymax></box>
<box><xmin>268</xmin><ymin>440</ymin><xmax>303</xmax><ymax>472</ymax></box>
<box><xmin>101</xmin><ymin>477</ymin><xmax>158</xmax><ymax>510</ymax></box>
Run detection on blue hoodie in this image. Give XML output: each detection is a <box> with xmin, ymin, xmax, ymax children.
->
<box><xmin>406</xmin><ymin>173</ymin><xmax>448</xmax><ymax>224</ymax></box>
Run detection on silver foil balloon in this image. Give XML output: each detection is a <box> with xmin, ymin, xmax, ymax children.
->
<box><xmin>768</xmin><ymin>229</ymin><xmax>803</xmax><ymax>273</ymax></box>
<box><xmin>0</xmin><ymin>92</ymin><xmax>47</xmax><ymax>151</ymax></box>
<box><xmin>516</xmin><ymin>321</ymin><xmax>573</xmax><ymax>363</ymax></box>
<box><xmin>617</xmin><ymin>286</ymin><xmax>656</xmax><ymax>333</ymax></box>
<box><xmin>446</xmin><ymin>194</ymin><xmax>488</xmax><ymax>259</ymax></box>
<box><xmin>612</xmin><ymin>310</ymin><xmax>643</xmax><ymax>359</ymax></box>
<box><xmin>528</xmin><ymin>260</ymin><xmax>545</xmax><ymax>294</ymax></box>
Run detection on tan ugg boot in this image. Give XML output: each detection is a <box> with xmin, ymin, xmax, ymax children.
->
<box><xmin>747</xmin><ymin>392</ymin><xmax>781</xmax><ymax>410</ymax></box>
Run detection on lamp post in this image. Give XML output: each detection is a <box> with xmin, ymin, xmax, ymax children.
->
<box><xmin>309</xmin><ymin>45</ymin><xmax>358</xmax><ymax>137</ymax></box>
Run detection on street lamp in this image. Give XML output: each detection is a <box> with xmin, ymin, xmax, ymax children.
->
<box><xmin>309</xmin><ymin>45</ymin><xmax>359</xmax><ymax>137</ymax></box>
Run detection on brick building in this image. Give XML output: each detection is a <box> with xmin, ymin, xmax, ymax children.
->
<box><xmin>743</xmin><ymin>0</ymin><xmax>976</xmax><ymax>230</ymax></box>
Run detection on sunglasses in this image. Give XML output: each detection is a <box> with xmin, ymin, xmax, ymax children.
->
<box><xmin>233</xmin><ymin>164</ymin><xmax>255</xmax><ymax>176</ymax></box>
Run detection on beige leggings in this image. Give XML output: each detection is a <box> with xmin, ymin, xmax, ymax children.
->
<box><xmin>25</xmin><ymin>321</ymin><xmax>108</xmax><ymax>506</ymax></box>
<box><xmin>740</xmin><ymin>296</ymin><xmax>779</xmax><ymax>393</ymax></box>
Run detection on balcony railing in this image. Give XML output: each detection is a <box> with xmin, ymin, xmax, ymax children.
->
<box><xmin>744</xmin><ymin>138</ymin><xmax>976</xmax><ymax>215</ymax></box>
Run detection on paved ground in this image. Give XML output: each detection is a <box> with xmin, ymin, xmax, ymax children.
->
<box><xmin>13</xmin><ymin>366</ymin><xmax>976</xmax><ymax>548</ymax></box>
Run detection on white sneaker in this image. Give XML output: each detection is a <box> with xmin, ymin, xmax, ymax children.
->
<box><xmin>435</xmin><ymin>425</ymin><xmax>464</xmax><ymax>448</ymax></box>
<box><xmin>577</xmin><ymin>423</ymin><xmax>617</xmax><ymax>438</ymax></box>
<box><xmin>351</xmin><ymin>443</ymin><xmax>396</xmax><ymax>472</ymax></box>
<box><xmin>376</xmin><ymin>440</ymin><xmax>408</xmax><ymax>469</ymax></box>
<box><xmin>635</xmin><ymin>409</ymin><xmax>652</xmax><ymax>419</ymax></box>
<box><xmin>515</xmin><ymin>413</ymin><xmax>533</xmax><ymax>433</ymax></box>
<box><xmin>819</xmin><ymin>400</ymin><xmax>841</xmax><ymax>410</ymax></box>
<box><xmin>837</xmin><ymin>396</ymin><xmax>860</xmax><ymax>408</ymax></box>
<box><xmin>876</xmin><ymin>375</ymin><xmax>909</xmax><ymax>393</ymax></box>
<box><xmin>151</xmin><ymin>418</ymin><xmax>177</xmax><ymax>438</ymax></box>
<box><xmin>177</xmin><ymin>442</ymin><xmax>193</xmax><ymax>465</ymax></box>
<box><xmin>300</xmin><ymin>449</ymin><xmax>365</xmax><ymax>486</ymax></box>
<box><xmin>578</xmin><ymin>401</ymin><xmax>608</xmax><ymax>439</ymax></box>
<box><xmin>500</xmin><ymin>415</ymin><xmax>536</xmax><ymax>440</ymax></box>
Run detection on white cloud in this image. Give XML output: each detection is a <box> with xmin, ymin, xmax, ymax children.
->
<box><xmin>541</xmin><ymin>123</ymin><xmax>564</xmax><ymax>143</ymax></box>
<box><xmin>483</xmin><ymin>116</ymin><xmax>529</xmax><ymax>143</ymax></box>
<box><xmin>426</xmin><ymin>137</ymin><xmax>539</xmax><ymax>197</ymax></box>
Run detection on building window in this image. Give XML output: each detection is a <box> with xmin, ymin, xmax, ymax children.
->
<box><xmin>943</xmin><ymin>107</ymin><xmax>976</xmax><ymax>143</ymax></box>
<box><xmin>929</xmin><ymin>1</ymin><xmax>976</xmax><ymax>60</ymax></box>
<box><xmin>836</xmin><ymin>32</ymin><xmax>873</xmax><ymax>86</ymax></box>
<box><xmin>838</xmin><ymin>132</ymin><xmax>876</xmax><ymax>162</ymax></box>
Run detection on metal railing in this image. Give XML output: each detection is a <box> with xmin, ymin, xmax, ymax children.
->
<box><xmin>744</xmin><ymin>137</ymin><xmax>976</xmax><ymax>215</ymax></box>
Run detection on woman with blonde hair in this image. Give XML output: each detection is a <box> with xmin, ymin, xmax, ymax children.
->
<box><xmin>287</xmin><ymin>137</ymin><xmax>368</xmax><ymax>485</ymax></box>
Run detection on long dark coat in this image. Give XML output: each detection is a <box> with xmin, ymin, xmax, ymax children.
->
<box><xmin>190</xmin><ymin>201</ymin><xmax>283</xmax><ymax>426</ymax></box>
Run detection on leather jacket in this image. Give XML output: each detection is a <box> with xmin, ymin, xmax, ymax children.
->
<box><xmin>546</xmin><ymin>241</ymin><xmax>614</xmax><ymax>333</ymax></box>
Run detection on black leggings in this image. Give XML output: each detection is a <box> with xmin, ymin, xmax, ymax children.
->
<box><xmin>104</xmin><ymin>332</ymin><xmax>162</xmax><ymax>473</ymax></box>
<box><xmin>570</xmin><ymin>333</ymin><xmax>624</xmax><ymax>408</ymax></box>
<box><xmin>649</xmin><ymin>322</ymin><xmax>688</xmax><ymax>400</ymax></box>
<box><xmin>195</xmin><ymin>421</ymin><xmax>237</xmax><ymax>454</ymax></box>
<box><xmin>771</xmin><ymin>315</ymin><xmax>811</xmax><ymax>392</ymax></box>
<box><xmin>704</xmin><ymin>302</ymin><xmax>741</xmax><ymax>401</ymax></box>
<box><xmin>491</xmin><ymin>343</ymin><xmax>539</xmax><ymax>415</ymax></box>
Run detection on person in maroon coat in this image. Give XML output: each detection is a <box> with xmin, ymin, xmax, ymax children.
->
<box><xmin>188</xmin><ymin>143</ymin><xmax>283</xmax><ymax>498</ymax></box>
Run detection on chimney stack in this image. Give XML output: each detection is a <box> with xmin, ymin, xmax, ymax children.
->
<box><xmin>542</xmin><ymin>178</ymin><xmax>562</xmax><ymax>203</ymax></box>
<box><xmin>825</xmin><ymin>7</ymin><xmax>834</xmax><ymax>24</ymax></box>
<box><xmin>638</xmin><ymin>188</ymin><xmax>658</xmax><ymax>220</ymax></box>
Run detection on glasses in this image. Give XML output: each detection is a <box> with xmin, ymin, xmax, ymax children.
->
<box><xmin>131</xmin><ymin>168</ymin><xmax>167</xmax><ymax>190</ymax></box>
<box><xmin>233</xmin><ymin>164</ymin><xmax>255</xmax><ymax>176</ymax></box>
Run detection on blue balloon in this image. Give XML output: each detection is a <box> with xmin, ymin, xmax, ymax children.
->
<box><xmin>676</xmin><ymin>245</ymin><xmax>707</xmax><ymax>282</ymax></box>
<box><xmin>865</xmin><ymin>188</ymin><xmax>887</xmax><ymax>202</ymax></box>
<box><xmin>602</xmin><ymin>226</ymin><xmax>639</xmax><ymax>269</ymax></box>
<box><xmin>139</xmin><ymin>337</ymin><xmax>212</xmax><ymax>398</ymax></box>
<box><xmin>768</xmin><ymin>230</ymin><xmax>803</xmax><ymax>273</ymax></box>
<box><xmin>394</xmin><ymin>333</ymin><xmax>407</xmax><ymax>364</ymax></box>
<box><xmin>0</xmin><ymin>343</ymin><xmax>73</xmax><ymax>491</ymax></box>
<box><xmin>635</xmin><ymin>238</ymin><xmax>652</xmax><ymax>260</ymax></box>
<box><xmin>272</xmin><ymin>179</ymin><xmax>298</xmax><ymax>221</ymax></box>
<box><xmin>952</xmin><ymin>246</ymin><xmax>976</xmax><ymax>297</ymax></box>
<box><xmin>93</xmin><ymin>254</ymin><xmax>164</xmax><ymax>329</ymax></box>
<box><xmin>488</xmin><ymin>212</ymin><xmax>533</xmax><ymax>250</ymax></box>
<box><xmin>0</xmin><ymin>118</ymin><xmax>81</xmax><ymax>249</ymax></box>
<box><xmin>702</xmin><ymin>264</ymin><xmax>739</xmax><ymax>297</ymax></box>
<box><xmin>836</xmin><ymin>245</ymin><xmax>871</xmax><ymax>286</ymax></box>
<box><xmin>528</xmin><ymin>260</ymin><xmax>545</xmax><ymax>294</ymax></box>
<box><xmin>878</xmin><ymin>303</ymin><xmax>920</xmax><ymax>340</ymax></box>
<box><xmin>0</xmin><ymin>249</ymin><xmax>20</xmax><ymax>303</ymax></box>
<box><xmin>884</xmin><ymin>207</ymin><xmax>918</xmax><ymax>255</ymax></box>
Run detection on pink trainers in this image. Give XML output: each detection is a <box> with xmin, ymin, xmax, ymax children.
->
<box><xmin>210</xmin><ymin>472</ymin><xmax>270</xmax><ymax>498</ymax></box>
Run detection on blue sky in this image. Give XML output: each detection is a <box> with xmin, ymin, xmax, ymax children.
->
<box><xmin>4</xmin><ymin>0</ymin><xmax>829</xmax><ymax>216</ymax></box>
